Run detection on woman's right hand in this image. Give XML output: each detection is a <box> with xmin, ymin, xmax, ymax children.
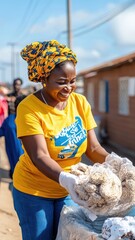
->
<box><xmin>59</xmin><ymin>171</ymin><xmax>88</xmax><ymax>207</ymax></box>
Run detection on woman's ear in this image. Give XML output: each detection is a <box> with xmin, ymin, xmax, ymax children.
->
<box><xmin>40</xmin><ymin>77</ymin><xmax>46</xmax><ymax>87</ymax></box>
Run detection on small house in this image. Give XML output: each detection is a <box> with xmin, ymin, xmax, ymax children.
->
<box><xmin>77</xmin><ymin>52</ymin><xmax>135</xmax><ymax>153</ymax></box>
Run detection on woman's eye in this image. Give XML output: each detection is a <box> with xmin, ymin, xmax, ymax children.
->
<box><xmin>57</xmin><ymin>82</ymin><xmax>65</xmax><ymax>85</ymax></box>
<box><xmin>71</xmin><ymin>79</ymin><xmax>76</xmax><ymax>84</ymax></box>
<box><xmin>57</xmin><ymin>79</ymin><xmax>76</xmax><ymax>85</ymax></box>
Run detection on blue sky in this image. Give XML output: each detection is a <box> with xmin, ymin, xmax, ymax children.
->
<box><xmin>0</xmin><ymin>0</ymin><xmax>135</xmax><ymax>86</ymax></box>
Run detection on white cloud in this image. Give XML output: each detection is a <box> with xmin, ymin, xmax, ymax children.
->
<box><xmin>91</xmin><ymin>49</ymin><xmax>101</xmax><ymax>58</ymax></box>
<box><xmin>75</xmin><ymin>46</ymin><xmax>101</xmax><ymax>60</ymax></box>
<box><xmin>30</xmin><ymin>15</ymin><xmax>66</xmax><ymax>36</ymax></box>
<box><xmin>107</xmin><ymin>2</ymin><xmax>116</xmax><ymax>10</ymax></box>
<box><xmin>72</xmin><ymin>10</ymin><xmax>93</xmax><ymax>24</ymax></box>
<box><xmin>111</xmin><ymin>7</ymin><xmax>135</xmax><ymax>45</ymax></box>
<box><xmin>30</xmin><ymin>10</ymin><xmax>93</xmax><ymax>37</ymax></box>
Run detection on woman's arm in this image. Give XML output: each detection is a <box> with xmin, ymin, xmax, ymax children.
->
<box><xmin>21</xmin><ymin>134</ymin><xmax>62</xmax><ymax>183</ymax></box>
<box><xmin>21</xmin><ymin>134</ymin><xmax>89</xmax><ymax>206</ymax></box>
<box><xmin>85</xmin><ymin>129</ymin><xmax>109</xmax><ymax>164</ymax></box>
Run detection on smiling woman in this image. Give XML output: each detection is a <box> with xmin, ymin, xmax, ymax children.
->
<box><xmin>39</xmin><ymin>60</ymin><xmax>76</xmax><ymax>110</ymax></box>
<box><xmin>12</xmin><ymin>39</ymin><xmax>113</xmax><ymax>240</ymax></box>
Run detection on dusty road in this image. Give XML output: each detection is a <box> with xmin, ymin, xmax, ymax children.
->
<box><xmin>0</xmin><ymin>182</ymin><xmax>22</xmax><ymax>240</ymax></box>
<box><xmin>0</xmin><ymin>137</ymin><xmax>21</xmax><ymax>240</ymax></box>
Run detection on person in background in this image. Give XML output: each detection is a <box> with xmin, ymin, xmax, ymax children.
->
<box><xmin>7</xmin><ymin>78</ymin><xmax>23</xmax><ymax>115</ymax></box>
<box><xmin>12</xmin><ymin>40</ymin><xmax>134</xmax><ymax>240</ymax></box>
<box><xmin>0</xmin><ymin>95</ymin><xmax>26</xmax><ymax>179</ymax></box>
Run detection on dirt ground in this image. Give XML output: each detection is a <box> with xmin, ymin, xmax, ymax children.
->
<box><xmin>0</xmin><ymin>137</ymin><xmax>22</xmax><ymax>240</ymax></box>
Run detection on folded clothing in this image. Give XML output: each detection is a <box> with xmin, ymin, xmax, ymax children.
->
<box><xmin>102</xmin><ymin>216</ymin><xmax>135</xmax><ymax>240</ymax></box>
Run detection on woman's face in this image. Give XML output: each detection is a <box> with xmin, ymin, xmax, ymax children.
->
<box><xmin>44</xmin><ymin>61</ymin><xmax>76</xmax><ymax>103</ymax></box>
<box><xmin>14</xmin><ymin>80</ymin><xmax>22</xmax><ymax>92</ymax></box>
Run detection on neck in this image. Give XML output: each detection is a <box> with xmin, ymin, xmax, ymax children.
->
<box><xmin>41</xmin><ymin>90</ymin><xmax>67</xmax><ymax>110</ymax></box>
<box><xmin>41</xmin><ymin>90</ymin><xmax>48</xmax><ymax>105</ymax></box>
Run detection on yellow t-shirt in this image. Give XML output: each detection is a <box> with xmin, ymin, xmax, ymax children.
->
<box><xmin>13</xmin><ymin>92</ymin><xmax>97</xmax><ymax>198</ymax></box>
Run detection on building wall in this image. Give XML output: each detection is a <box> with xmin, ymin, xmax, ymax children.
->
<box><xmin>83</xmin><ymin>61</ymin><xmax>135</xmax><ymax>152</ymax></box>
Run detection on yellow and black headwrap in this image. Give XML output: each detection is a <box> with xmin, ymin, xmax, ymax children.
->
<box><xmin>20</xmin><ymin>40</ymin><xmax>77</xmax><ymax>82</ymax></box>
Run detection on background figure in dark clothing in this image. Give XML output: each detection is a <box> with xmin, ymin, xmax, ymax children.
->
<box><xmin>7</xmin><ymin>78</ymin><xmax>23</xmax><ymax>115</ymax></box>
<box><xmin>0</xmin><ymin>95</ymin><xmax>26</xmax><ymax>178</ymax></box>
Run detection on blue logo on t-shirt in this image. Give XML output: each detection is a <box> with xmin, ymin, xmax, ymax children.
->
<box><xmin>54</xmin><ymin>116</ymin><xmax>86</xmax><ymax>159</ymax></box>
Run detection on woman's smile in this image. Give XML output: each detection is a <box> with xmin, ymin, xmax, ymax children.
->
<box><xmin>59</xmin><ymin>91</ymin><xmax>71</xmax><ymax>98</ymax></box>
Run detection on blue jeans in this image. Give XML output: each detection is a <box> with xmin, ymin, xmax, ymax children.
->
<box><xmin>13</xmin><ymin>187</ymin><xmax>77</xmax><ymax>240</ymax></box>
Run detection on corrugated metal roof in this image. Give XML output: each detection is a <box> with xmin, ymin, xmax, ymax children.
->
<box><xmin>77</xmin><ymin>51</ymin><xmax>135</xmax><ymax>77</ymax></box>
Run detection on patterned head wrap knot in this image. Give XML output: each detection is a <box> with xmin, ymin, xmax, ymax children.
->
<box><xmin>20</xmin><ymin>40</ymin><xmax>77</xmax><ymax>82</ymax></box>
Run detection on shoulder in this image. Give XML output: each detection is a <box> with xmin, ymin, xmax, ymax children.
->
<box><xmin>70</xmin><ymin>92</ymin><xmax>87</xmax><ymax>101</ymax></box>
<box><xmin>16</xmin><ymin>94</ymin><xmax>41</xmax><ymax>116</ymax></box>
<box><xmin>17</xmin><ymin>94</ymin><xmax>33</xmax><ymax>108</ymax></box>
<box><xmin>70</xmin><ymin>92</ymin><xmax>90</xmax><ymax>106</ymax></box>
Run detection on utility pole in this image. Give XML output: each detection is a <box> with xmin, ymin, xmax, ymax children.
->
<box><xmin>0</xmin><ymin>61</ymin><xmax>11</xmax><ymax>83</ymax></box>
<box><xmin>8</xmin><ymin>42</ymin><xmax>16</xmax><ymax>82</ymax></box>
<box><xmin>0</xmin><ymin>66</ymin><xmax>5</xmax><ymax>82</ymax></box>
<box><xmin>67</xmin><ymin>0</ymin><xmax>72</xmax><ymax>49</ymax></box>
<box><xmin>16</xmin><ymin>52</ymin><xmax>20</xmax><ymax>77</ymax></box>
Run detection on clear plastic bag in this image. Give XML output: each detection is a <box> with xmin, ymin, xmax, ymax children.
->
<box><xmin>71</xmin><ymin>156</ymin><xmax>135</xmax><ymax>216</ymax></box>
<box><xmin>55</xmin><ymin>205</ymin><xmax>103</xmax><ymax>240</ymax></box>
<box><xmin>71</xmin><ymin>163</ymin><xmax>122</xmax><ymax>216</ymax></box>
<box><xmin>103</xmin><ymin>152</ymin><xmax>135</xmax><ymax>216</ymax></box>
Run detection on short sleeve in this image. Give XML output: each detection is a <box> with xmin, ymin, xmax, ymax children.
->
<box><xmin>15</xmin><ymin>102</ymin><xmax>44</xmax><ymax>137</ymax></box>
<box><xmin>81</xmin><ymin>95</ymin><xmax>97</xmax><ymax>130</ymax></box>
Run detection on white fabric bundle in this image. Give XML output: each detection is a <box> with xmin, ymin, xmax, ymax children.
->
<box><xmin>71</xmin><ymin>162</ymin><xmax>122</xmax><ymax>216</ymax></box>
<box><xmin>103</xmin><ymin>152</ymin><xmax>135</xmax><ymax>215</ymax></box>
<box><xmin>102</xmin><ymin>216</ymin><xmax>135</xmax><ymax>240</ymax></box>
<box><xmin>71</xmin><ymin>153</ymin><xmax>135</xmax><ymax>216</ymax></box>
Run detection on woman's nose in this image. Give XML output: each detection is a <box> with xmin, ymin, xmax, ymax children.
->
<box><xmin>64</xmin><ymin>83</ymin><xmax>72</xmax><ymax>91</ymax></box>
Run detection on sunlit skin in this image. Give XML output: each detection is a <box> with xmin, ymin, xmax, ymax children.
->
<box><xmin>41</xmin><ymin>60</ymin><xmax>76</xmax><ymax>110</ymax></box>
